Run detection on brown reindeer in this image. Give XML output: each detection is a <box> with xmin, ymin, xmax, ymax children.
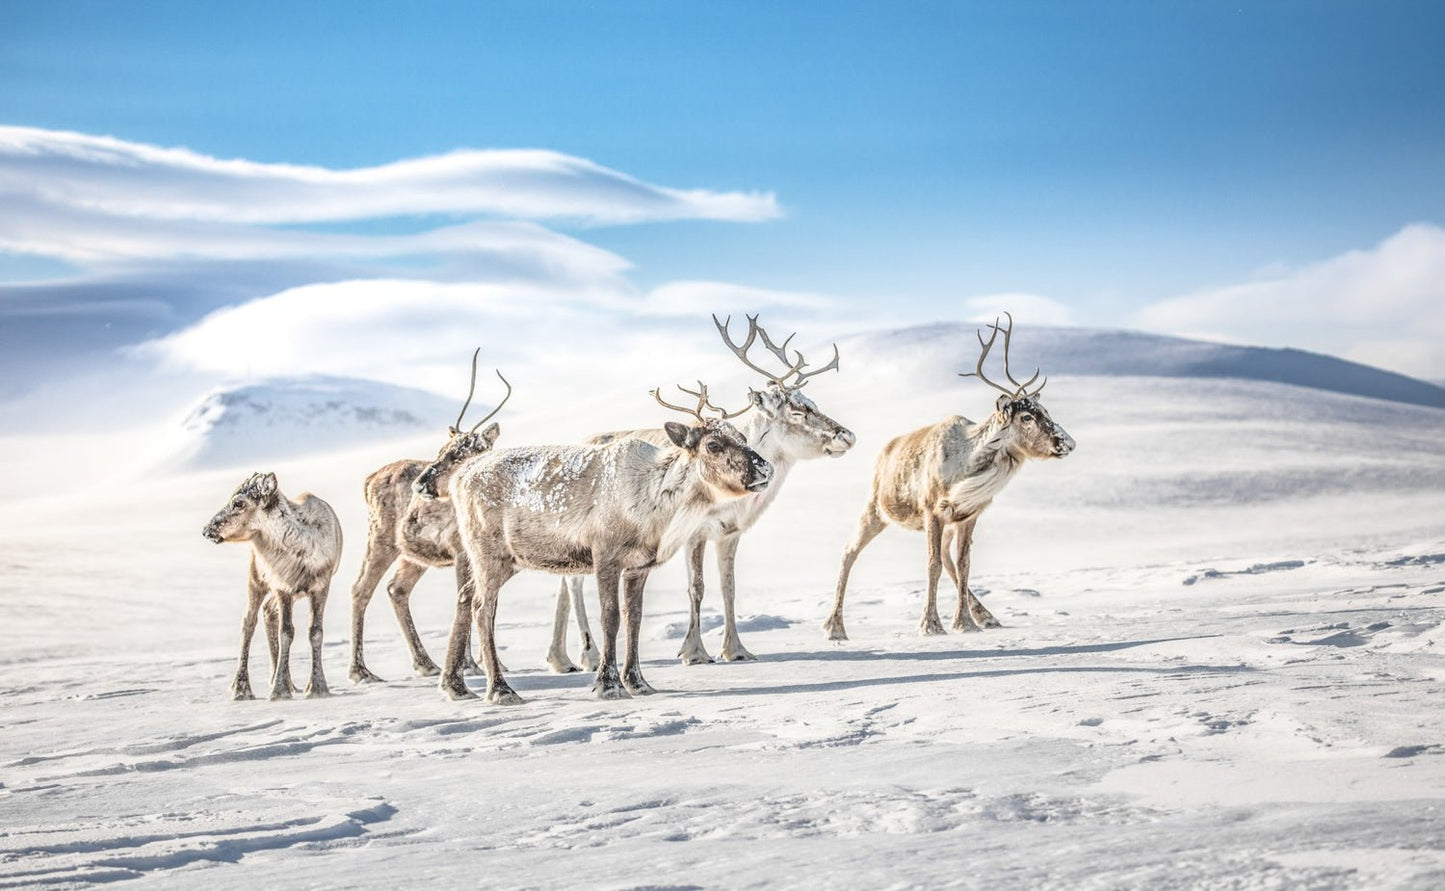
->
<box><xmin>824</xmin><ymin>314</ymin><xmax>1074</xmax><ymax>640</ymax></box>
<box><xmin>347</xmin><ymin>353</ymin><xmax>510</xmax><ymax>683</ymax></box>
<box><xmin>426</xmin><ymin>384</ymin><xmax>773</xmax><ymax>703</ymax></box>
<box><xmin>203</xmin><ymin>472</ymin><xmax>342</xmax><ymax>700</ymax></box>
<box><xmin>549</xmin><ymin>316</ymin><xmax>855</xmax><ymax>667</ymax></box>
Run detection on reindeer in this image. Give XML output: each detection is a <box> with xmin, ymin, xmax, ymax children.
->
<box><xmin>423</xmin><ymin>384</ymin><xmax>773</xmax><ymax>703</ymax></box>
<box><xmin>348</xmin><ymin>352</ymin><xmax>533</xmax><ymax>682</ymax></box>
<box><xmin>824</xmin><ymin>314</ymin><xmax>1074</xmax><ymax>640</ymax></box>
<box><xmin>202</xmin><ymin>472</ymin><xmax>343</xmax><ymax>700</ymax></box>
<box><xmin>548</xmin><ymin>315</ymin><xmax>855</xmax><ymax>666</ymax></box>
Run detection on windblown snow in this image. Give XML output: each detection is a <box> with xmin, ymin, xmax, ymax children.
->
<box><xmin>1</xmin><ymin>324</ymin><xmax>1443</xmax><ymax>889</ymax></box>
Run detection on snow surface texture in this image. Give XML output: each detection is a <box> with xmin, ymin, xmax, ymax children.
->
<box><xmin>2</xmin><ymin>325</ymin><xmax>1444</xmax><ymax>888</ymax></box>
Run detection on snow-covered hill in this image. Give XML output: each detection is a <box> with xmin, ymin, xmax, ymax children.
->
<box><xmin>174</xmin><ymin>375</ymin><xmax>465</xmax><ymax>468</ymax></box>
<box><xmin>839</xmin><ymin>323</ymin><xmax>1445</xmax><ymax>409</ymax></box>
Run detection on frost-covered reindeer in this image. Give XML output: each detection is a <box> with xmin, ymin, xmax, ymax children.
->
<box><xmin>348</xmin><ymin>352</ymin><xmax>514</xmax><ymax>682</ymax></box>
<box><xmin>549</xmin><ymin>315</ymin><xmax>855</xmax><ymax>666</ymax></box>
<box><xmin>422</xmin><ymin>384</ymin><xmax>773</xmax><ymax>703</ymax></box>
<box><xmin>824</xmin><ymin>314</ymin><xmax>1074</xmax><ymax>639</ymax></box>
<box><xmin>202</xmin><ymin>472</ymin><xmax>342</xmax><ymax>700</ymax></box>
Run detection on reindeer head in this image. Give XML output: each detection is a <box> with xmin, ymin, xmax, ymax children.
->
<box><xmin>654</xmin><ymin>383</ymin><xmax>773</xmax><ymax>497</ymax></box>
<box><xmin>203</xmin><ymin>472</ymin><xmax>278</xmax><ymax>543</ymax></box>
<box><xmin>713</xmin><ymin>314</ymin><xmax>857</xmax><ymax>459</ymax></box>
<box><xmin>413</xmin><ymin>349</ymin><xmax>511</xmax><ymax>500</ymax></box>
<box><xmin>960</xmin><ymin>314</ymin><xmax>1075</xmax><ymax>461</ymax></box>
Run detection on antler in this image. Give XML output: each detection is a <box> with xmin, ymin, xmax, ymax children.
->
<box><xmin>469</xmin><ymin>370</ymin><xmax>512</xmax><ymax>432</ymax></box>
<box><xmin>958</xmin><ymin>315</ymin><xmax>1046</xmax><ymax>399</ymax></box>
<box><xmin>652</xmin><ymin>380</ymin><xmax>747</xmax><ymax>422</ymax></box>
<box><xmin>713</xmin><ymin>313</ymin><xmax>840</xmax><ymax>391</ymax></box>
<box><xmin>453</xmin><ymin>348</ymin><xmax>512</xmax><ymax>432</ymax></box>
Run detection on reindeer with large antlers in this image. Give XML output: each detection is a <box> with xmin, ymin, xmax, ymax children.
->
<box><xmin>549</xmin><ymin>315</ymin><xmax>855</xmax><ymax>666</ymax></box>
<box><xmin>347</xmin><ymin>351</ymin><xmax>525</xmax><ymax>682</ymax></box>
<box><xmin>423</xmin><ymin>383</ymin><xmax>773</xmax><ymax>703</ymax></box>
<box><xmin>824</xmin><ymin>313</ymin><xmax>1074</xmax><ymax>640</ymax></box>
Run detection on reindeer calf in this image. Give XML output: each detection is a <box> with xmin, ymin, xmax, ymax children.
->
<box><xmin>203</xmin><ymin>472</ymin><xmax>343</xmax><ymax>700</ymax></box>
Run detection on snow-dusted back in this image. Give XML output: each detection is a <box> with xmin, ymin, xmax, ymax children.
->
<box><xmin>176</xmin><ymin>375</ymin><xmax>461</xmax><ymax>468</ymax></box>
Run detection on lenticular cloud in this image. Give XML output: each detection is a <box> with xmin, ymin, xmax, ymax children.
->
<box><xmin>0</xmin><ymin>125</ymin><xmax>781</xmax><ymax>225</ymax></box>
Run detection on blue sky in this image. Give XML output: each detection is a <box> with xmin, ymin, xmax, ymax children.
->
<box><xmin>3</xmin><ymin>0</ymin><xmax>1445</xmax><ymax>398</ymax></box>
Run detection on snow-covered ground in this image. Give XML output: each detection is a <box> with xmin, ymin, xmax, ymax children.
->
<box><xmin>2</xmin><ymin>325</ymin><xmax>1444</xmax><ymax>888</ymax></box>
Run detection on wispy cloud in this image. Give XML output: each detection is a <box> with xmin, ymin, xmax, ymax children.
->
<box><xmin>1133</xmin><ymin>224</ymin><xmax>1445</xmax><ymax>379</ymax></box>
<box><xmin>641</xmin><ymin>280</ymin><xmax>835</xmax><ymax>317</ymax></box>
<box><xmin>961</xmin><ymin>293</ymin><xmax>1076</xmax><ymax>327</ymax></box>
<box><xmin>0</xmin><ymin>126</ymin><xmax>781</xmax><ymax>226</ymax></box>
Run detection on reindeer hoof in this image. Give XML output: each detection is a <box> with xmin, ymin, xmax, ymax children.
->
<box><xmin>349</xmin><ymin>666</ymin><xmax>385</xmax><ymax>684</ymax></box>
<box><xmin>416</xmin><ymin>662</ymin><xmax>443</xmax><ymax>678</ymax></box>
<box><xmin>975</xmin><ymin>615</ymin><xmax>1002</xmax><ymax>629</ymax></box>
<box><xmin>823</xmin><ymin>618</ymin><xmax>849</xmax><ymax>641</ymax></box>
<box><xmin>547</xmin><ymin>654</ymin><xmax>583</xmax><ymax>674</ymax></box>
<box><xmin>720</xmin><ymin>644</ymin><xmax>756</xmax><ymax>662</ymax></box>
<box><xmin>678</xmin><ymin>642</ymin><xmax>714</xmax><ymax>665</ymax></box>
<box><xmin>919</xmin><ymin>618</ymin><xmax>947</xmax><ymax>636</ymax></box>
<box><xmin>623</xmin><ymin>674</ymin><xmax>656</xmax><ymax>696</ymax></box>
<box><xmin>268</xmin><ymin>687</ymin><xmax>293</xmax><ymax>701</ymax></box>
<box><xmin>231</xmin><ymin>684</ymin><xmax>255</xmax><ymax>701</ymax></box>
<box><xmin>305</xmin><ymin>683</ymin><xmax>330</xmax><ymax>699</ymax></box>
<box><xmin>595</xmin><ymin>684</ymin><xmax>632</xmax><ymax>701</ymax></box>
<box><xmin>440</xmin><ymin>675</ymin><xmax>478</xmax><ymax>701</ymax></box>
<box><xmin>580</xmin><ymin>648</ymin><xmax>601</xmax><ymax>672</ymax></box>
<box><xmin>487</xmin><ymin>687</ymin><xmax>525</xmax><ymax>705</ymax></box>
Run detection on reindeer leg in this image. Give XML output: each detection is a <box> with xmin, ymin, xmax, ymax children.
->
<box><xmin>677</xmin><ymin>535</ymin><xmax>713</xmax><ymax>665</ymax></box>
<box><xmin>570</xmin><ymin>575</ymin><xmax>599</xmax><ymax>672</ymax></box>
<box><xmin>269</xmin><ymin>592</ymin><xmax>297</xmax><ymax>700</ymax></box>
<box><xmin>262</xmin><ymin>596</ymin><xmax>294</xmax><ymax>695</ymax></box>
<box><xmin>439</xmin><ymin>560</ymin><xmax>479</xmax><ymax>700</ymax></box>
<box><xmin>547</xmin><ymin>577</ymin><xmax>583</xmax><ymax>673</ymax></box>
<box><xmin>461</xmin><ymin>561</ymin><xmax>509</xmax><ymax>676</ymax></box>
<box><xmin>232</xmin><ymin>562</ymin><xmax>266</xmax><ymax>700</ymax></box>
<box><xmin>920</xmin><ymin>512</ymin><xmax>947</xmax><ymax>635</ymax></box>
<box><xmin>348</xmin><ymin>537</ymin><xmax>398</xmax><ymax>684</ymax></box>
<box><xmin>378</xmin><ymin>559</ymin><xmax>438</xmax><ymax>676</ymax></box>
<box><xmin>716</xmin><ymin>533</ymin><xmax>755</xmax><ymax>661</ymax></box>
<box><xmin>622</xmin><ymin>569</ymin><xmax>655</xmax><ymax>695</ymax></box>
<box><xmin>592</xmin><ymin>563</ymin><xmax>629</xmax><ymax>700</ymax></box>
<box><xmin>304</xmin><ymin>588</ymin><xmax>330</xmax><ymax>698</ymax></box>
<box><xmin>474</xmin><ymin>558</ymin><xmax>521</xmax><ymax>705</ymax></box>
<box><xmin>948</xmin><ymin>520</ymin><xmax>980</xmax><ymax>631</ymax></box>
<box><xmin>956</xmin><ymin>518</ymin><xmax>1000</xmax><ymax>629</ymax></box>
<box><xmin>824</xmin><ymin>502</ymin><xmax>887</xmax><ymax>641</ymax></box>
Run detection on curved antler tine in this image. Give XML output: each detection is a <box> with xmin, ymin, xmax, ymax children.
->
<box><xmin>1029</xmin><ymin>376</ymin><xmax>1047</xmax><ymax>398</ymax></box>
<box><xmin>652</xmin><ymin>385</ymin><xmax>705</xmax><ymax>422</ymax></box>
<box><xmin>790</xmin><ymin>342</ymin><xmax>841</xmax><ymax>389</ymax></box>
<box><xmin>469</xmin><ymin>370</ymin><xmax>512</xmax><ymax>432</ymax></box>
<box><xmin>454</xmin><ymin>347</ymin><xmax>482</xmax><ymax>431</ymax></box>
<box><xmin>699</xmin><ymin>384</ymin><xmax>750</xmax><ymax>419</ymax></box>
<box><xmin>715</xmin><ymin>313</ymin><xmax>794</xmax><ymax>386</ymax></box>
<box><xmin>958</xmin><ymin>319</ymin><xmax>1015</xmax><ymax>396</ymax></box>
<box><xmin>997</xmin><ymin>311</ymin><xmax>1031</xmax><ymax>393</ymax></box>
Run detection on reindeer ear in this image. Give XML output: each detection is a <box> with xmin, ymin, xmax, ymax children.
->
<box><xmin>663</xmin><ymin>421</ymin><xmax>691</xmax><ymax>449</ymax></box>
<box><xmin>478</xmin><ymin>422</ymin><xmax>501</xmax><ymax>447</ymax></box>
<box><xmin>996</xmin><ymin>394</ymin><xmax>1011</xmax><ymax>413</ymax></box>
<box><xmin>257</xmin><ymin>473</ymin><xmax>278</xmax><ymax>497</ymax></box>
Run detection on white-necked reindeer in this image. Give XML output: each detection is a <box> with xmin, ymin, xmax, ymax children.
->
<box><xmin>348</xmin><ymin>352</ymin><xmax>555</xmax><ymax>681</ymax></box>
<box><xmin>548</xmin><ymin>315</ymin><xmax>855</xmax><ymax>666</ymax></box>
<box><xmin>203</xmin><ymin>472</ymin><xmax>343</xmax><ymax>700</ymax></box>
<box><xmin>423</xmin><ymin>384</ymin><xmax>773</xmax><ymax>703</ymax></box>
<box><xmin>824</xmin><ymin>314</ymin><xmax>1074</xmax><ymax>639</ymax></box>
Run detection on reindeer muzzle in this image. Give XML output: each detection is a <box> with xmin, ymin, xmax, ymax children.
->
<box><xmin>745</xmin><ymin>454</ymin><xmax>774</xmax><ymax>492</ymax></box>
<box><xmin>1052</xmin><ymin>431</ymin><xmax>1076</xmax><ymax>457</ymax></box>
<box><xmin>202</xmin><ymin>523</ymin><xmax>224</xmax><ymax>543</ymax></box>
<box><xmin>411</xmin><ymin>472</ymin><xmax>440</xmax><ymax>500</ymax></box>
<box><xmin>826</xmin><ymin>428</ymin><xmax>857</xmax><ymax>456</ymax></box>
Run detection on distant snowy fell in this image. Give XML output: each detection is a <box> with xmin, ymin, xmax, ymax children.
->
<box><xmin>176</xmin><ymin>376</ymin><xmax>462</xmax><ymax>469</ymax></box>
<box><xmin>841</xmin><ymin>324</ymin><xmax>1445</xmax><ymax>410</ymax></box>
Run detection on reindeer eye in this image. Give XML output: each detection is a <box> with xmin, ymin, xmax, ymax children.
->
<box><xmin>231</xmin><ymin>499</ymin><xmax>244</xmax><ymax>509</ymax></box>
<box><xmin>1019</xmin><ymin>413</ymin><xmax>1035</xmax><ymax>424</ymax></box>
<box><xmin>706</xmin><ymin>440</ymin><xmax>723</xmax><ymax>455</ymax></box>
